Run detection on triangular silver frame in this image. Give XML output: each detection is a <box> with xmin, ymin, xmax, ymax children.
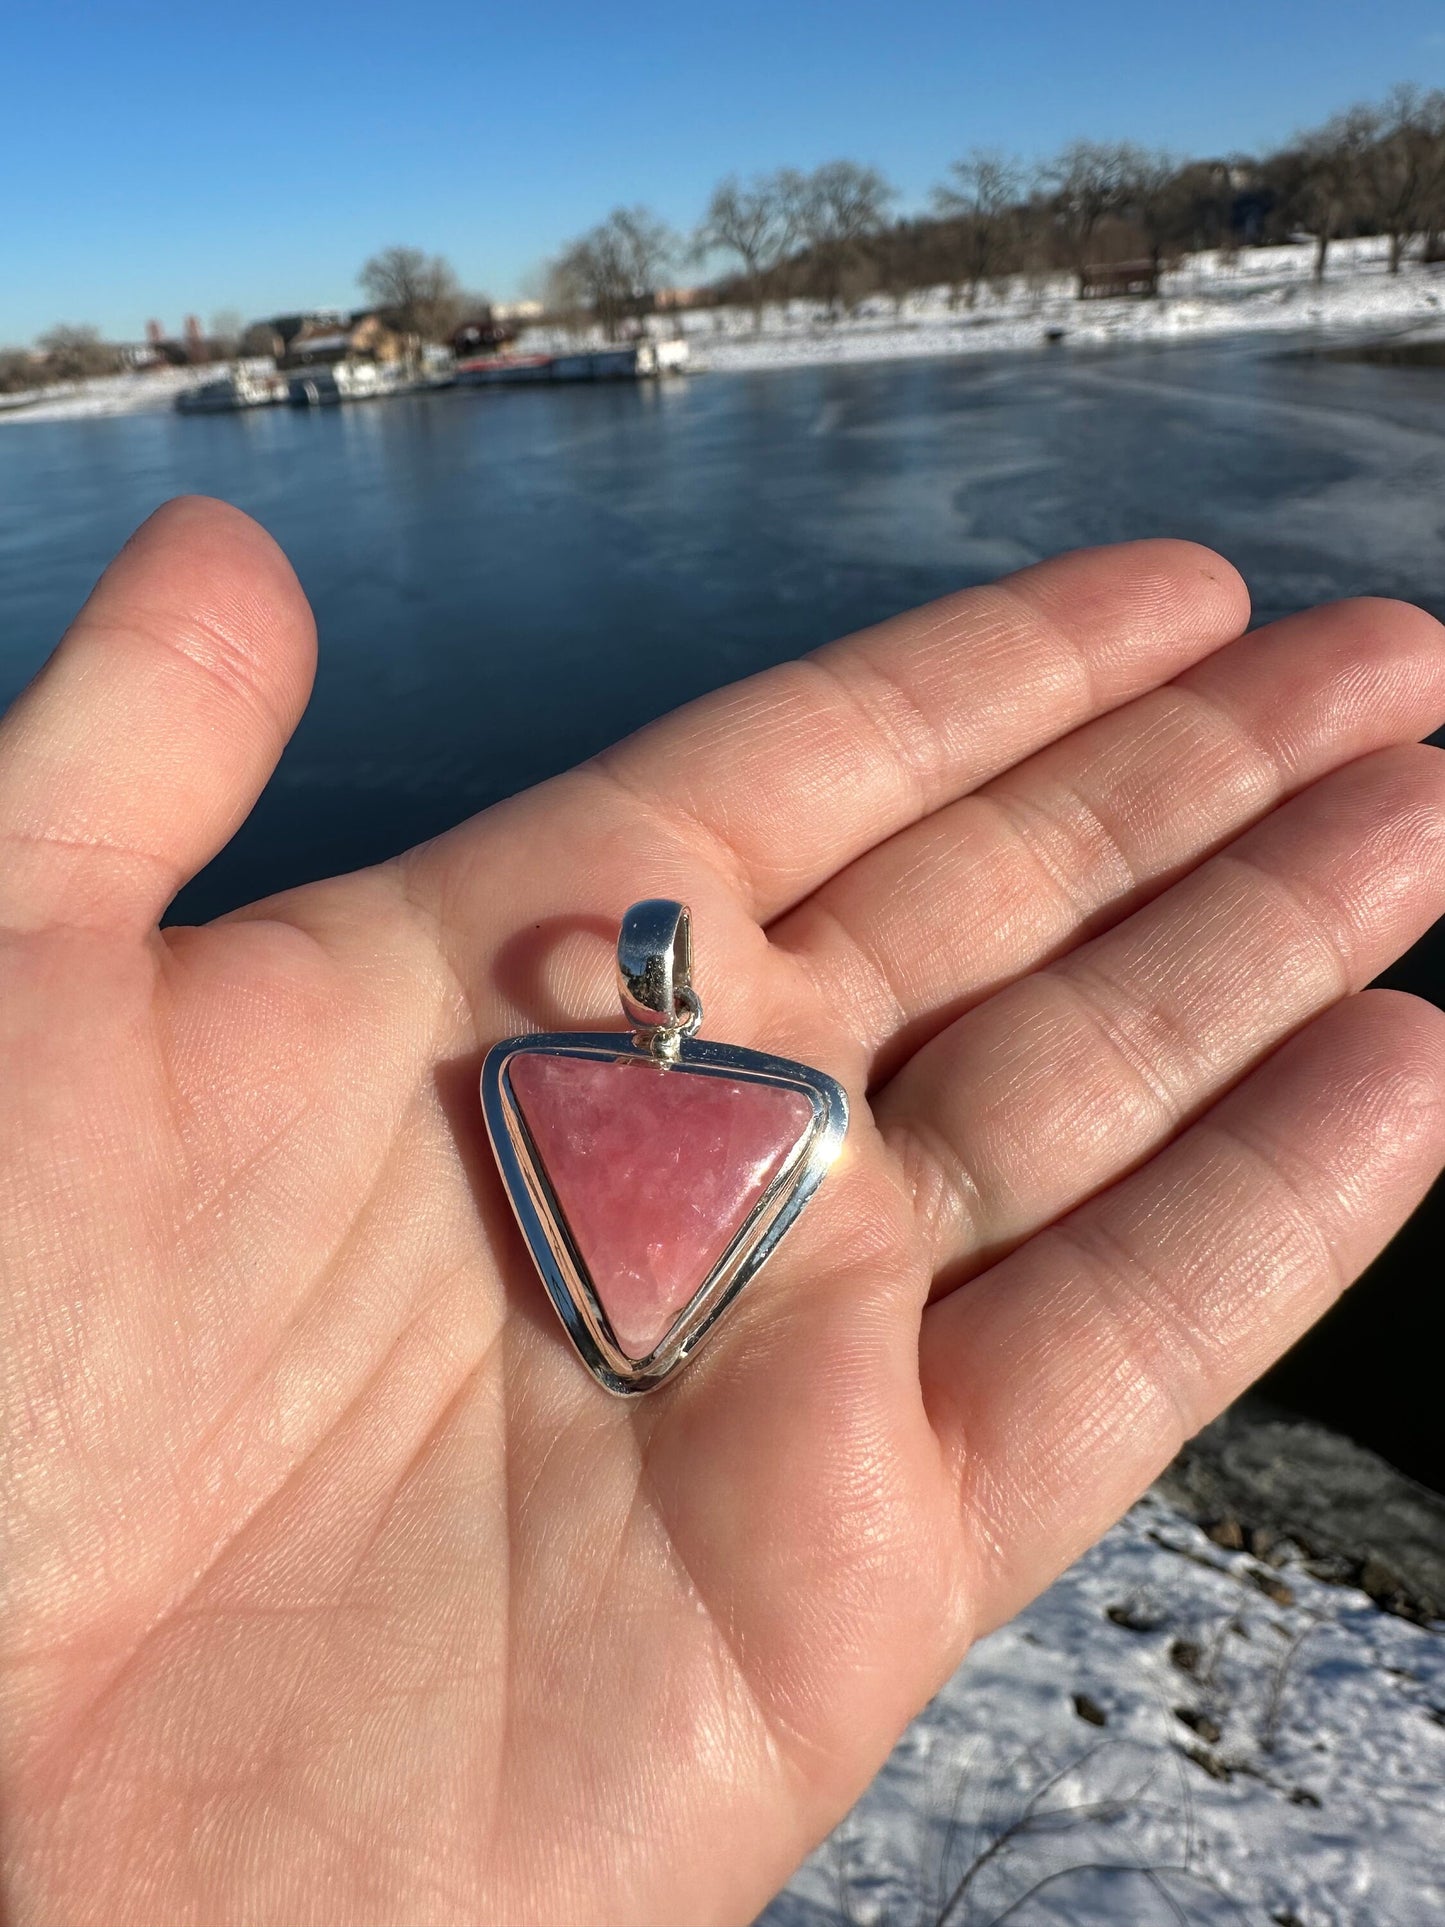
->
<box><xmin>481</xmin><ymin>1031</ymin><xmax>849</xmax><ymax>1395</ymax></box>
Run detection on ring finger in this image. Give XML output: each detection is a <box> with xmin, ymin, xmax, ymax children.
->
<box><xmin>874</xmin><ymin>741</ymin><xmax>1445</xmax><ymax>1290</ymax></box>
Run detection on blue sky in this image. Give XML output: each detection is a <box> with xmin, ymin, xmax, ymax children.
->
<box><xmin>4</xmin><ymin>0</ymin><xmax>1443</xmax><ymax>343</ymax></box>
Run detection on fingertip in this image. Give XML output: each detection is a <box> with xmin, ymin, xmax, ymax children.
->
<box><xmin>1355</xmin><ymin>740</ymin><xmax>1445</xmax><ymax>878</ymax></box>
<box><xmin>1328</xmin><ymin>594</ymin><xmax>1445</xmax><ymax>662</ymax></box>
<box><xmin>1307</xmin><ymin>597</ymin><xmax>1445</xmax><ymax>738</ymax></box>
<box><xmin>95</xmin><ymin>496</ymin><xmax>318</xmax><ymax>731</ymax></box>
<box><xmin>1342</xmin><ymin>734</ymin><xmax>1445</xmax><ymax>795</ymax></box>
<box><xmin>1236</xmin><ymin>739</ymin><xmax>1445</xmax><ymax>928</ymax></box>
<box><xmin>1129</xmin><ymin>537</ymin><xmax>1251</xmax><ymax>639</ymax></box>
<box><xmin>1236</xmin><ymin>989</ymin><xmax>1445</xmax><ymax>1200</ymax></box>
<box><xmin>0</xmin><ymin>497</ymin><xmax>319</xmax><ymax>931</ymax></box>
<box><xmin>1117</xmin><ymin>536</ymin><xmax>1252</xmax><ymax>624</ymax></box>
<box><xmin>1332</xmin><ymin>986</ymin><xmax>1445</xmax><ymax>1124</ymax></box>
<box><xmin>1005</xmin><ymin>536</ymin><xmax>1251</xmax><ymax>669</ymax></box>
<box><xmin>122</xmin><ymin>493</ymin><xmax>300</xmax><ymax>583</ymax></box>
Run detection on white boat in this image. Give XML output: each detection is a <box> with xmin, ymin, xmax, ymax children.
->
<box><xmin>286</xmin><ymin>360</ymin><xmax>413</xmax><ymax>406</ymax></box>
<box><xmin>176</xmin><ymin>366</ymin><xmax>287</xmax><ymax>413</ymax></box>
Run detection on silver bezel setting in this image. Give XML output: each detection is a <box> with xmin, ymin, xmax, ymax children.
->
<box><xmin>481</xmin><ymin>1030</ymin><xmax>849</xmax><ymax>1395</ymax></box>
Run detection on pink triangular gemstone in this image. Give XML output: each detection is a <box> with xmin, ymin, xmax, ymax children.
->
<box><xmin>508</xmin><ymin>1052</ymin><xmax>815</xmax><ymax>1358</ymax></box>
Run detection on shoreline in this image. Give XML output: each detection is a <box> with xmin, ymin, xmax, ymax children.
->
<box><xmin>678</xmin><ymin>239</ymin><xmax>1445</xmax><ymax>375</ymax></box>
<box><xmin>4</xmin><ymin>239</ymin><xmax>1442</xmax><ymax>429</ymax></box>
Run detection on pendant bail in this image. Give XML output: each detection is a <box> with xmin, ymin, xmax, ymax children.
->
<box><xmin>617</xmin><ymin>898</ymin><xmax>704</xmax><ymax>1062</ymax></box>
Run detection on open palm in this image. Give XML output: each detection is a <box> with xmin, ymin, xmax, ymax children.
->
<box><xmin>4</xmin><ymin>499</ymin><xmax>1443</xmax><ymax>1926</ymax></box>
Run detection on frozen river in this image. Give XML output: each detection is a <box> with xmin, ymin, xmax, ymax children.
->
<box><xmin>4</xmin><ymin>334</ymin><xmax>1443</xmax><ymax>918</ymax></box>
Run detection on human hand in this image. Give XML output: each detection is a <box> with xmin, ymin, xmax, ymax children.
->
<box><xmin>3</xmin><ymin>499</ymin><xmax>1442</xmax><ymax>1925</ymax></box>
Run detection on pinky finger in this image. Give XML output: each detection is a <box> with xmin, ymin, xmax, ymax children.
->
<box><xmin>920</xmin><ymin>988</ymin><xmax>1445</xmax><ymax>1636</ymax></box>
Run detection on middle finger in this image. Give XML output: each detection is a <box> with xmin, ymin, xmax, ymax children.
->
<box><xmin>772</xmin><ymin>597</ymin><xmax>1445</xmax><ymax>1083</ymax></box>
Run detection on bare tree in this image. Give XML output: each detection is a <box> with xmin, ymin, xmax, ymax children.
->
<box><xmin>0</xmin><ymin>348</ymin><xmax>40</xmax><ymax>394</ymax></box>
<box><xmin>36</xmin><ymin>324</ymin><xmax>120</xmax><ymax>381</ymax></box>
<box><xmin>544</xmin><ymin>240</ymin><xmax>604</xmax><ymax>335</ymax></box>
<box><xmin>870</xmin><ymin>220</ymin><xmax>929</xmax><ymax>314</ymax></box>
<box><xmin>797</xmin><ymin>160</ymin><xmax>895</xmax><ymax>316</ymax></box>
<box><xmin>1293</xmin><ymin>109</ymin><xmax>1374</xmax><ymax>280</ymax></box>
<box><xmin>694</xmin><ymin>169</ymin><xmax>804</xmax><ymax>328</ymax></box>
<box><xmin>610</xmin><ymin>206</ymin><xmax>676</xmax><ymax>311</ymax></box>
<box><xmin>931</xmin><ymin>151</ymin><xmax>1023</xmax><ymax>306</ymax></box>
<box><xmin>1161</xmin><ymin>157</ymin><xmax>1238</xmax><ymax>257</ymax></box>
<box><xmin>358</xmin><ymin>246</ymin><xmax>463</xmax><ymax>342</ymax></box>
<box><xmin>1356</xmin><ymin>85</ymin><xmax>1445</xmax><ymax>272</ymax></box>
<box><xmin>1423</xmin><ymin>96</ymin><xmax>1445</xmax><ymax>260</ymax></box>
<box><xmin>1116</xmin><ymin>147</ymin><xmax>1196</xmax><ymax>285</ymax></box>
<box><xmin>548</xmin><ymin>208</ymin><xmax>676</xmax><ymax>341</ymax></box>
<box><xmin>1041</xmin><ymin>141</ymin><xmax>1137</xmax><ymax>295</ymax></box>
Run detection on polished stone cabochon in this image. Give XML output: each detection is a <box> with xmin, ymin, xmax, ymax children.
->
<box><xmin>508</xmin><ymin>1052</ymin><xmax>816</xmax><ymax>1357</ymax></box>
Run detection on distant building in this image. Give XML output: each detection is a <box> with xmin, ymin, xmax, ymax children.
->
<box><xmin>242</xmin><ymin>310</ymin><xmax>407</xmax><ymax>369</ymax></box>
<box><xmin>137</xmin><ymin>317</ymin><xmax>226</xmax><ymax>367</ymax></box>
<box><xmin>451</xmin><ymin>305</ymin><xmax>517</xmax><ymax>357</ymax></box>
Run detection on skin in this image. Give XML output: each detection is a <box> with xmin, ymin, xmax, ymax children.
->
<box><xmin>1</xmin><ymin>497</ymin><xmax>1443</xmax><ymax>1926</ymax></box>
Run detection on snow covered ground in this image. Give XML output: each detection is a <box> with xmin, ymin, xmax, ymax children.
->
<box><xmin>677</xmin><ymin>238</ymin><xmax>1445</xmax><ymax>375</ymax></box>
<box><xmin>763</xmin><ymin>1488</ymin><xmax>1444</xmax><ymax>1927</ymax></box>
<box><xmin>4</xmin><ymin>239</ymin><xmax>1440</xmax><ymax>429</ymax></box>
<box><xmin>0</xmin><ymin>362</ymin><xmax>201</xmax><ymax>427</ymax></box>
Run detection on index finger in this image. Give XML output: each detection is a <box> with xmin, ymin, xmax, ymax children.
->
<box><xmin>591</xmin><ymin>540</ymin><xmax>1250</xmax><ymax>923</ymax></box>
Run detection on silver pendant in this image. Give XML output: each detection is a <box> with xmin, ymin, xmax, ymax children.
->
<box><xmin>481</xmin><ymin>899</ymin><xmax>849</xmax><ymax>1394</ymax></box>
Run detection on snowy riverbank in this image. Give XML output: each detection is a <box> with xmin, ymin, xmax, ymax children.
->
<box><xmin>0</xmin><ymin>363</ymin><xmax>202</xmax><ymax>427</ymax></box>
<box><xmin>680</xmin><ymin>237</ymin><xmax>1444</xmax><ymax>375</ymax></box>
<box><xmin>766</xmin><ymin>1410</ymin><xmax>1445</xmax><ymax>1927</ymax></box>
<box><xmin>4</xmin><ymin>239</ymin><xmax>1442</xmax><ymax>429</ymax></box>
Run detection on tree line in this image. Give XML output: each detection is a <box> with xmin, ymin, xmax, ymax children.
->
<box><xmin>6</xmin><ymin>81</ymin><xmax>1444</xmax><ymax>385</ymax></box>
<box><xmin>546</xmin><ymin>82</ymin><xmax>1445</xmax><ymax>336</ymax></box>
<box><xmin>0</xmin><ymin>248</ymin><xmax>478</xmax><ymax>395</ymax></box>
